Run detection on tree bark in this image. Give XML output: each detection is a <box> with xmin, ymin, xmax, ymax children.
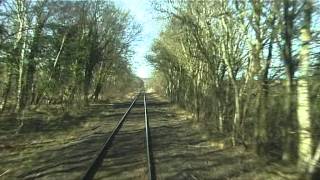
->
<box><xmin>15</xmin><ymin>0</ymin><xmax>28</xmax><ymax>112</ymax></box>
<box><xmin>24</xmin><ymin>2</ymin><xmax>48</xmax><ymax>106</ymax></box>
<box><xmin>282</xmin><ymin>0</ymin><xmax>297</xmax><ymax>162</ymax></box>
<box><xmin>0</xmin><ymin>68</ymin><xmax>13</xmax><ymax>112</ymax></box>
<box><xmin>297</xmin><ymin>0</ymin><xmax>312</xmax><ymax>173</ymax></box>
<box><xmin>255</xmin><ymin>12</ymin><xmax>277</xmax><ymax>156</ymax></box>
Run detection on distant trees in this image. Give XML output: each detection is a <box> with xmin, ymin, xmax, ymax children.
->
<box><xmin>0</xmin><ymin>0</ymin><xmax>141</xmax><ymax>112</ymax></box>
<box><xmin>149</xmin><ymin>0</ymin><xmax>320</xmax><ymax>178</ymax></box>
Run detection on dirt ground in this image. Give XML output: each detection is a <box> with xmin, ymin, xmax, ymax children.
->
<box><xmin>0</xmin><ymin>93</ymin><xmax>299</xmax><ymax>180</ymax></box>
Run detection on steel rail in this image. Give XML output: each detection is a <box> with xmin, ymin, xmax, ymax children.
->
<box><xmin>82</xmin><ymin>93</ymin><xmax>140</xmax><ymax>180</ymax></box>
<box><xmin>144</xmin><ymin>93</ymin><xmax>155</xmax><ymax>180</ymax></box>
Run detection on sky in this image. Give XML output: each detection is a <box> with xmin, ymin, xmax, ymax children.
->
<box><xmin>113</xmin><ymin>0</ymin><xmax>163</xmax><ymax>78</ymax></box>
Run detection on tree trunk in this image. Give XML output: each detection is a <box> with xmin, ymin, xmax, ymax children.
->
<box><xmin>282</xmin><ymin>0</ymin><xmax>297</xmax><ymax>162</ymax></box>
<box><xmin>84</xmin><ymin>63</ymin><xmax>94</xmax><ymax>105</ymax></box>
<box><xmin>251</xmin><ymin>0</ymin><xmax>267</xmax><ymax>155</ymax></box>
<box><xmin>15</xmin><ymin>0</ymin><xmax>28</xmax><ymax>112</ymax></box>
<box><xmin>83</xmin><ymin>29</ymin><xmax>99</xmax><ymax>106</ymax></box>
<box><xmin>307</xmin><ymin>142</ymin><xmax>320</xmax><ymax>179</ymax></box>
<box><xmin>23</xmin><ymin>0</ymin><xmax>48</xmax><ymax>106</ymax></box>
<box><xmin>93</xmin><ymin>82</ymin><xmax>102</xmax><ymax>101</ymax></box>
<box><xmin>24</xmin><ymin>21</ymin><xmax>44</xmax><ymax>106</ymax></box>
<box><xmin>0</xmin><ymin>68</ymin><xmax>13</xmax><ymax>112</ymax></box>
<box><xmin>297</xmin><ymin>0</ymin><xmax>312</xmax><ymax>173</ymax></box>
<box><xmin>218</xmin><ymin>100</ymin><xmax>224</xmax><ymax>133</ymax></box>
<box><xmin>255</xmin><ymin>15</ymin><xmax>276</xmax><ymax>156</ymax></box>
<box><xmin>232</xmin><ymin>87</ymin><xmax>241</xmax><ymax>146</ymax></box>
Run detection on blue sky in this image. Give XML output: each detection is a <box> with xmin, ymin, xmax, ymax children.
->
<box><xmin>113</xmin><ymin>0</ymin><xmax>163</xmax><ymax>78</ymax></box>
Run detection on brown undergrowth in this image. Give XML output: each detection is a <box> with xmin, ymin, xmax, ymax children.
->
<box><xmin>0</xmin><ymin>92</ymin><xmax>299</xmax><ymax>179</ymax></box>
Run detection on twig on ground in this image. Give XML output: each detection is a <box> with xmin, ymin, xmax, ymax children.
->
<box><xmin>0</xmin><ymin>169</ymin><xmax>11</xmax><ymax>177</ymax></box>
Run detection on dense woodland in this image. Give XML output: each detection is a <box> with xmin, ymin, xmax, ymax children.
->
<box><xmin>0</xmin><ymin>0</ymin><xmax>142</xmax><ymax>113</ymax></box>
<box><xmin>148</xmin><ymin>0</ymin><xmax>320</xmax><ymax>178</ymax></box>
<box><xmin>1</xmin><ymin>0</ymin><xmax>320</xmax><ymax>179</ymax></box>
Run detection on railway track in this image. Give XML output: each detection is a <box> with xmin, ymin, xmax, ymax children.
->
<box><xmin>82</xmin><ymin>92</ymin><xmax>154</xmax><ymax>180</ymax></box>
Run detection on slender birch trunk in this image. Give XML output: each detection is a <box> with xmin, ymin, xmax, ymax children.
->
<box><xmin>15</xmin><ymin>0</ymin><xmax>27</xmax><ymax>112</ymax></box>
<box><xmin>297</xmin><ymin>0</ymin><xmax>312</xmax><ymax>173</ymax></box>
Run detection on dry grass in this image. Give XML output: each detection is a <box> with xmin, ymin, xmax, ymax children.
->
<box><xmin>0</xmin><ymin>92</ymin><xmax>300</xmax><ymax>179</ymax></box>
